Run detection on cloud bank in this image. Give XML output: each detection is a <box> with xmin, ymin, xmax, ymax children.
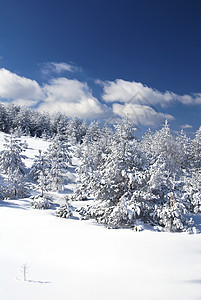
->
<box><xmin>96</xmin><ymin>78</ymin><xmax>201</xmax><ymax>126</ymax></box>
<box><xmin>0</xmin><ymin>67</ymin><xmax>200</xmax><ymax>126</ymax></box>
<box><xmin>0</xmin><ymin>68</ymin><xmax>109</xmax><ymax>119</ymax></box>
<box><xmin>100</xmin><ymin>79</ymin><xmax>201</xmax><ymax>106</ymax></box>
<box><xmin>113</xmin><ymin>103</ymin><xmax>174</xmax><ymax>126</ymax></box>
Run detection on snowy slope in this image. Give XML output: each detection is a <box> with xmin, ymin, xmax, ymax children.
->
<box><xmin>0</xmin><ymin>132</ymin><xmax>50</xmax><ymax>167</ymax></box>
<box><xmin>0</xmin><ymin>132</ymin><xmax>201</xmax><ymax>300</ymax></box>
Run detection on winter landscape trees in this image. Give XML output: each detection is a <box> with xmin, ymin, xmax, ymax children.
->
<box><xmin>0</xmin><ymin>101</ymin><xmax>200</xmax><ymax>233</ymax></box>
<box><xmin>75</xmin><ymin>119</ymin><xmax>200</xmax><ymax>233</ymax></box>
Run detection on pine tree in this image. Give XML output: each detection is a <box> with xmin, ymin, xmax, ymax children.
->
<box><xmin>31</xmin><ymin>150</ymin><xmax>47</xmax><ymax>182</ymax></box>
<box><xmin>191</xmin><ymin>126</ymin><xmax>201</xmax><ymax>170</ymax></box>
<box><xmin>183</xmin><ymin>169</ymin><xmax>201</xmax><ymax>213</ymax></box>
<box><xmin>74</xmin><ymin>122</ymin><xmax>113</xmax><ymax>200</ymax></box>
<box><xmin>45</xmin><ymin>135</ymin><xmax>71</xmax><ymax>192</ymax></box>
<box><xmin>0</xmin><ymin>134</ymin><xmax>27</xmax><ymax>198</ymax></box>
<box><xmin>30</xmin><ymin>150</ymin><xmax>49</xmax><ymax>196</ymax></box>
<box><xmin>4</xmin><ymin>168</ymin><xmax>27</xmax><ymax>198</ymax></box>
<box><xmin>0</xmin><ymin>133</ymin><xmax>26</xmax><ymax>175</ymax></box>
<box><xmin>66</xmin><ymin>118</ymin><xmax>83</xmax><ymax>144</ymax></box>
<box><xmin>176</xmin><ymin>129</ymin><xmax>192</xmax><ymax>171</ymax></box>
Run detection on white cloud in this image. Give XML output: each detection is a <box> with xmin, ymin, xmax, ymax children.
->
<box><xmin>100</xmin><ymin>79</ymin><xmax>201</xmax><ymax>106</ymax></box>
<box><xmin>41</xmin><ymin>62</ymin><xmax>79</xmax><ymax>75</ymax></box>
<box><xmin>0</xmin><ymin>68</ymin><xmax>110</xmax><ymax>119</ymax></box>
<box><xmin>39</xmin><ymin>98</ymin><xmax>106</xmax><ymax>119</ymax></box>
<box><xmin>0</xmin><ymin>68</ymin><xmax>43</xmax><ymax>105</ymax></box>
<box><xmin>40</xmin><ymin>77</ymin><xmax>109</xmax><ymax>118</ymax></box>
<box><xmin>181</xmin><ymin>124</ymin><xmax>193</xmax><ymax>129</ymax></box>
<box><xmin>43</xmin><ymin>77</ymin><xmax>90</xmax><ymax>103</ymax></box>
<box><xmin>113</xmin><ymin>103</ymin><xmax>174</xmax><ymax>126</ymax></box>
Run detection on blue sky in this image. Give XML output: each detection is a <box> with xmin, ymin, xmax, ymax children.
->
<box><xmin>0</xmin><ymin>0</ymin><xmax>201</xmax><ymax>133</ymax></box>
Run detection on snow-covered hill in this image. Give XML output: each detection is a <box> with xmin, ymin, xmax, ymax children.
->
<box><xmin>0</xmin><ymin>132</ymin><xmax>201</xmax><ymax>300</ymax></box>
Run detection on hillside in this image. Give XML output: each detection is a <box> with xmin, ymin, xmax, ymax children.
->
<box><xmin>0</xmin><ymin>132</ymin><xmax>201</xmax><ymax>300</ymax></box>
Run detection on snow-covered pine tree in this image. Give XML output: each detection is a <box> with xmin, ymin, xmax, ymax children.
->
<box><xmin>141</xmin><ymin>128</ymin><xmax>154</xmax><ymax>161</ymax></box>
<box><xmin>0</xmin><ymin>133</ymin><xmax>27</xmax><ymax>198</ymax></box>
<box><xmin>191</xmin><ymin>126</ymin><xmax>201</xmax><ymax>170</ymax></box>
<box><xmin>83</xmin><ymin>121</ymin><xmax>101</xmax><ymax>144</ymax></box>
<box><xmin>77</xmin><ymin>119</ymin><xmax>150</xmax><ymax>228</ymax></box>
<box><xmin>31</xmin><ymin>150</ymin><xmax>47</xmax><ymax>182</ymax></box>
<box><xmin>56</xmin><ymin>196</ymin><xmax>73</xmax><ymax>218</ymax></box>
<box><xmin>0</xmin><ymin>133</ymin><xmax>26</xmax><ymax>175</ymax></box>
<box><xmin>182</xmin><ymin>169</ymin><xmax>201</xmax><ymax>214</ymax></box>
<box><xmin>176</xmin><ymin>129</ymin><xmax>192</xmax><ymax>171</ymax></box>
<box><xmin>142</xmin><ymin>121</ymin><xmax>185</xmax><ymax>203</ymax></box>
<box><xmin>44</xmin><ymin>134</ymin><xmax>71</xmax><ymax>192</ymax></box>
<box><xmin>74</xmin><ymin>122</ymin><xmax>113</xmax><ymax>200</ymax></box>
<box><xmin>0</xmin><ymin>103</ymin><xmax>9</xmax><ymax>132</ymax></box>
<box><xmin>89</xmin><ymin>119</ymin><xmax>143</xmax><ymax>204</ymax></box>
<box><xmin>30</xmin><ymin>194</ymin><xmax>51</xmax><ymax>209</ymax></box>
<box><xmin>66</xmin><ymin>117</ymin><xmax>83</xmax><ymax>145</ymax></box>
<box><xmin>30</xmin><ymin>150</ymin><xmax>49</xmax><ymax>196</ymax></box>
<box><xmin>4</xmin><ymin>168</ymin><xmax>27</xmax><ymax>198</ymax></box>
<box><xmin>138</xmin><ymin>121</ymin><xmax>196</xmax><ymax>232</ymax></box>
<box><xmin>150</xmin><ymin>120</ymin><xmax>182</xmax><ymax>173</ymax></box>
<box><xmin>13</xmin><ymin>107</ymin><xmax>32</xmax><ymax>136</ymax></box>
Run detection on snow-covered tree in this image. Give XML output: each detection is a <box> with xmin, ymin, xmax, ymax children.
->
<box><xmin>182</xmin><ymin>169</ymin><xmax>201</xmax><ymax>213</ymax></box>
<box><xmin>76</xmin><ymin>120</ymin><xmax>148</xmax><ymax>227</ymax></box>
<box><xmin>74</xmin><ymin>123</ymin><xmax>113</xmax><ymax>200</ymax></box>
<box><xmin>0</xmin><ymin>134</ymin><xmax>27</xmax><ymax>198</ymax></box>
<box><xmin>0</xmin><ymin>104</ymin><xmax>9</xmax><ymax>132</ymax></box>
<box><xmin>83</xmin><ymin>121</ymin><xmax>101</xmax><ymax>144</ymax></box>
<box><xmin>66</xmin><ymin>118</ymin><xmax>83</xmax><ymax>144</ymax></box>
<box><xmin>50</xmin><ymin>112</ymin><xmax>69</xmax><ymax>140</ymax></box>
<box><xmin>44</xmin><ymin>135</ymin><xmax>71</xmax><ymax>192</ymax></box>
<box><xmin>0</xmin><ymin>134</ymin><xmax>26</xmax><ymax>175</ymax></box>
<box><xmin>150</xmin><ymin>121</ymin><xmax>182</xmax><ymax>173</ymax></box>
<box><xmin>191</xmin><ymin>126</ymin><xmax>201</xmax><ymax>170</ymax></box>
<box><xmin>141</xmin><ymin>128</ymin><xmax>154</xmax><ymax>160</ymax></box>
<box><xmin>30</xmin><ymin>150</ymin><xmax>50</xmax><ymax>196</ymax></box>
<box><xmin>56</xmin><ymin>197</ymin><xmax>73</xmax><ymax>218</ymax></box>
<box><xmin>31</xmin><ymin>150</ymin><xmax>47</xmax><ymax>181</ymax></box>
<box><xmin>30</xmin><ymin>194</ymin><xmax>51</xmax><ymax>209</ymax></box>
<box><xmin>4</xmin><ymin>168</ymin><xmax>27</xmax><ymax>198</ymax></box>
<box><xmin>176</xmin><ymin>129</ymin><xmax>192</xmax><ymax>170</ymax></box>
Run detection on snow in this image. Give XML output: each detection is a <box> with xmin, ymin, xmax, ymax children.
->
<box><xmin>0</xmin><ymin>132</ymin><xmax>50</xmax><ymax>169</ymax></box>
<box><xmin>1</xmin><ymin>199</ymin><xmax>201</xmax><ymax>300</ymax></box>
<box><xmin>0</xmin><ymin>132</ymin><xmax>201</xmax><ymax>300</ymax></box>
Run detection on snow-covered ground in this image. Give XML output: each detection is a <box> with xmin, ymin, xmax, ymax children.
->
<box><xmin>0</xmin><ymin>132</ymin><xmax>201</xmax><ymax>300</ymax></box>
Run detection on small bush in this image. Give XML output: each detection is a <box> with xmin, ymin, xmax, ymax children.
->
<box><xmin>30</xmin><ymin>195</ymin><xmax>51</xmax><ymax>209</ymax></box>
<box><xmin>56</xmin><ymin>201</ymin><xmax>72</xmax><ymax>218</ymax></box>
